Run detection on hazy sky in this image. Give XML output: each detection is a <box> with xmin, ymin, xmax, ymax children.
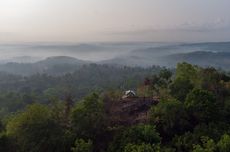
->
<box><xmin>1</xmin><ymin>0</ymin><xmax>230</xmax><ymax>42</ymax></box>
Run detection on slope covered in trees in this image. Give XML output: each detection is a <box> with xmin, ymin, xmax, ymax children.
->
<box><xmin>0</xmin><ymin>64</ymin><xmax>161</xmax><ymax>117</ymax></box>
<box><xmin>0</xmin><ymin>62</ymin><xmax>230</xmax><ymax>152</ymax></box>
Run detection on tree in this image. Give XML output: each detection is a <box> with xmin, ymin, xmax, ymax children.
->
<box><xmin>71</xmin><ymin>93</ymin><xmax>108</xmax><ymax>151</ymax></box>
<box><xmin>150</xmin><ymin>99</ymin><xmax>190</xmax><ymax>141</ymax></box>
<box><xmin>185</xmin><ymin>89</ymin><xmax>218</xmax><ymax>124</ymax></box>
<box><xmin>175</xmin><ymin>62</ymin><xmax>200</xmax><ymax>86</ymax></box>
<box><xmin>169</xmin><ymin>78</ymin><xmax>194</xmax><ymax>102</ymax></box>
<box><xmin>192</xmin><ymin>136</ymin><xmax>216</xmax><ymax>152</ymax></box>
<box><xmin>200</xmin><ymin>67</ymin><xmax>229</xmax><ymax>103</ymax></box>
<box><xmin>108</xmin><ymin>125</ymin><xmax>161</xmax><ymax>152</ymax></box>
<box><xmin>172</xmin><ymin>132</ymin><xmax>196</xmax><ymax>152</ymax></box>
<box><xmin>145</xmin><ymin>69</ymin><xmax>172</xmax><ymax>97</ymax></box>
<box><xmin>159</xmin><ymin>69</ymin><xmax>172</xmax><ymax>81</ymax></box>
<box><xmin>124</xmin><ymin>143</ymin><xmax>159</xmax><ymax>152</ymax></box>
<box><xmin>0</xmin><ymin>132</ymin><xmax>11</xmax><ymax>152</ymax></box>
<box><xmin>6</xmin><ymin>104</ymin><xmax>70</xmax><ymax>152</ymax></box>
<box><xmin>217</xmin><ymin>134</ymin><xmax>230</xmax><ymax>152</ymax></box>
<box><xmin>71</xmin><ymin>139</ymin><xmax>93</xmax><ymax>152</ymax></box>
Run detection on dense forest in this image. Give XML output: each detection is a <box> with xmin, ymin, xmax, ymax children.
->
<box><xmin>0</xmin><ymin>64</ymin><xmax>161</xmax><ymax>117</ymax></box>
<box><xmin>0</xmin><ymin>62</ymin><xmax>230</xmax><ymax>152</ymax></box>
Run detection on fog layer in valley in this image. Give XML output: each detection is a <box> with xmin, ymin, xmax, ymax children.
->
<box><xmin>0</xmin><ymin>42</ymin><xmax>169</xmax><ymax>63</ymax></box>
<box><xmin>0</xmin><ymin>41</ymin><xmax>230</xmax><ymax>76</ymax></box>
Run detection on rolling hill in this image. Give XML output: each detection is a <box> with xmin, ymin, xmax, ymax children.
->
<box><xmin>0</xmin><ymin>56</ymin><xmax>89</xmax><ymax>76</ymax></box>
<box><xmin>160</xmin><ymin>51</ymin><xmax>230</xmax><ymax>69</ymax></box>
<box><xmin>100</xmin><ymin>42</ymin><xmax>230</xmax><ymax>69</ymax></box>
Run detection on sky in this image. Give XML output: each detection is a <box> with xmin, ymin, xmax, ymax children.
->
<box><xmin>0</xmin><ymin>0</ymin><xmax>230</xmax><ymax>43</ymax></box>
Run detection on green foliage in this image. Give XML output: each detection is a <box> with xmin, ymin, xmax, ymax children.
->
<box><xmin>109</xmin><ymin>125</ymin><xmax>160</xmax><ymax>152</ymax></box>
<box><xmin>175</xmin><ymin>62</ymin><xmax>200</xmax><ymax>86</ymax></box>
<box><xmin>200</xmin><ymin>67</ymin><xmax>222</xmax><ymax>90</ymax></box>
<box><xmin>71</xmin><ymin>139</ymin><xmax>93</xmax><ymax>152</ymax></box>
<box><xmin>169</xmin><ymin>78</ymin><xmax>194</xmax><ymax>102</ymax></box>
<box><xmin>189</xmin><ymin>134</ymin><xmax>230</xmax><ymax>152</ymax></box>
<box><xmin>159</xmin><ymin>69</ymin><xmax>172</xmax><ymax>81</ymax></box>
<box><xmin>185</xmin><ymin>89</ymin><xmax>218</xmax><ymax>123</ymax></box>
<box><xmin>171</xmin><ymin>123</ymin><xmax>230</xmax><ymax>152</ymax></box>
<box><xmin>200</xmin><ymin>67</ymin><xmax>229</xmax><ymax>103</ymax></box>
<box><xmin>172</xmin><ymin>132</ymin><xmax>196</xmax><ymax>152</ymax></box>
<box><xmin>192</xmin><ymin>122</ymin><xmax>230</xmax><ymax>142</ymax></box>
<box><xmin>0</xmin><ymin>62</ymin><xmax>229</xmax><ymax>152</ymax></box>
<box><xmin>0</xmin><ymin>92</ymin><xmax>37</xmax><ymax>117</ymax></box>
<box><xmin>0</xmin><ymin>132</ymin><xmax>10</xmax><ymax>152</ymax></box>
<box><xmin>122</xmin><ymin>125</ymin><xmax>161</xmax><ymax>144</ymax></box>
<box><xmin>0</xmin><ymin>64</ymin><xmax>161</xmax><ymax>117</ymax></box>
<box><xmin>71</xmin><ymin>93</ymin><xmax>107</xmax><ymax>141</ymax></box>
<box><xmin>192</xmin><ymin>136</ymin><xmax>216</xmax><ymax>152</ymax></box>
<box><xmin>6</xmin><ymin>104</ymin><xmax>70</xmax><ymax>152</ymax></box>
<box><xmin>124</xmin><ymin>143</ymin><xmax>159</xmax><ymax>152</ymax></box>
<box><xmin>217</xmin><ymin>134</ymin><xmax>230</xmax><ymax>152</ymax></box>
<box><xmin>150</xmin><ymin>99</ymin><xmax>189</xmax><ymax>140</ymax></box>
<box><xmin>143</xmin><ymin>68</ymin><xmax>172</xmax><ymax>97</ymax></box>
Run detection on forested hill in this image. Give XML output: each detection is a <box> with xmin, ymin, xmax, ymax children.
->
<box><xmin>1</xmin><ymin>42</ymin><xmax>230</xmax><ymax>73</ymax></box>
<box><xmin>100</xmin><ymin>42</ymin><xmax>230</xmax><ymax>69</ymax></box>
<box><xmin>0</xmin><ymin>56</ymin><xmax>89</xmax><ymax>76</ymax></box>
<box><xmin>0</xmin><ymin>62</ymin><xmax>230</xmax><ymax>152</ymax></box>
<box><xmin>161</xmin><ymin>51</ymin><xmax>230</xmax><ymax>69</ymax></box>
<box><xmin>0</xmin><ymin>64</ymin><xmax>161</xmax><ymax>116</ymax></box>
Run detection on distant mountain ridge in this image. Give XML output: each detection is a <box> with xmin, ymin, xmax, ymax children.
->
<box><xmin>36</xmin><ymin>56</ymin><xmax>89</xmax><ymax>66</ymax></box>
<box><xmin>0</xmin><ymin>42</ymin><xmax>230</xmax><ymax>74</ymax></box>
<box><xmin>100</xmin><ymin>42</ymin><xmax>230</xmax><ymax>69</ymax></box>
<box><xmin>0</xmin><ymin>56</ymin><xmax>89</xmax><ymax>76</ymax></box>
<box><xmin>161</xmin><ymin>51</ymin><xmax>230</xmax><ymax>69</ymax></box>
<box><xmin>181</xmin><ymin>41</ymin><xmax>230</xmax><ymax>52</ymax></box>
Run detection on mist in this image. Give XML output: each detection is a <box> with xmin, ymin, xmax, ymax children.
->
<box><xmin>1</xmin><ymin>41</ymin><xmax>230</xmax><ymax>74</ymax></box>
<box><xmin>0</xmin><ymin>42</ymin><xmax>168</xmax><ymax>63</ymax></box>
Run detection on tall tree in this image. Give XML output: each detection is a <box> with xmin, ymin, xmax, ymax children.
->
<box><xmin>6</xmin><ymin>104</ymin><xmax>70</xmax><ymax>152</ymax></box>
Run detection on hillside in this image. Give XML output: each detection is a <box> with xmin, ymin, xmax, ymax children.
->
<box><xmin>1</xmin><ymin>42</ymin><xmax>230</xmax><ymax>70</ymax></box>
<box><xmin>161</xmin><ymin>51</ymin><xmax>230</xmax><ymax>69</ymax></box>
<box><xmin>0</xmin><ymin>56</ymin><xmax>89</xmax><ymax>76</ymax></box>
<box><xmin>0</xmin><ymin>62</ymin><xmax>230</xmax><ymax>152</ymax></box>
<box><xmin>101</xmin><ymin>42</ymin><xmax>230</xmax><ymax>69</ymax></box>
<box><xmin>0</xmin><ymin>64</ymin><xmax>162</xmax><ymax>116</ymax></box>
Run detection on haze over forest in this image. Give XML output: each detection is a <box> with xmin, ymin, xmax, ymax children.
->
<box><xmin>1</xmin><ymin>0</ymin><xmax>230</xmax><ymax>71</ymax></box>
<box><xmin>1</xmin><ymin>1</ymin><xmax>230</xmax><ymax>152</ymax></box>
<box><xmin>0</xmin><ymin>0</ymin><xmax>230</xmax><ymax>72</ymax></box>
<box><xmin>0</xmin><ymin>41</ymin><xmax>230</xmax><ymax>75</ymax></box>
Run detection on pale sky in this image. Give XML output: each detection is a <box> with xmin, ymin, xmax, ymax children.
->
<box><xmin>0</xmin><ymin>0</ymin><xmax>230</xmax><ymax>43</ymax></box>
